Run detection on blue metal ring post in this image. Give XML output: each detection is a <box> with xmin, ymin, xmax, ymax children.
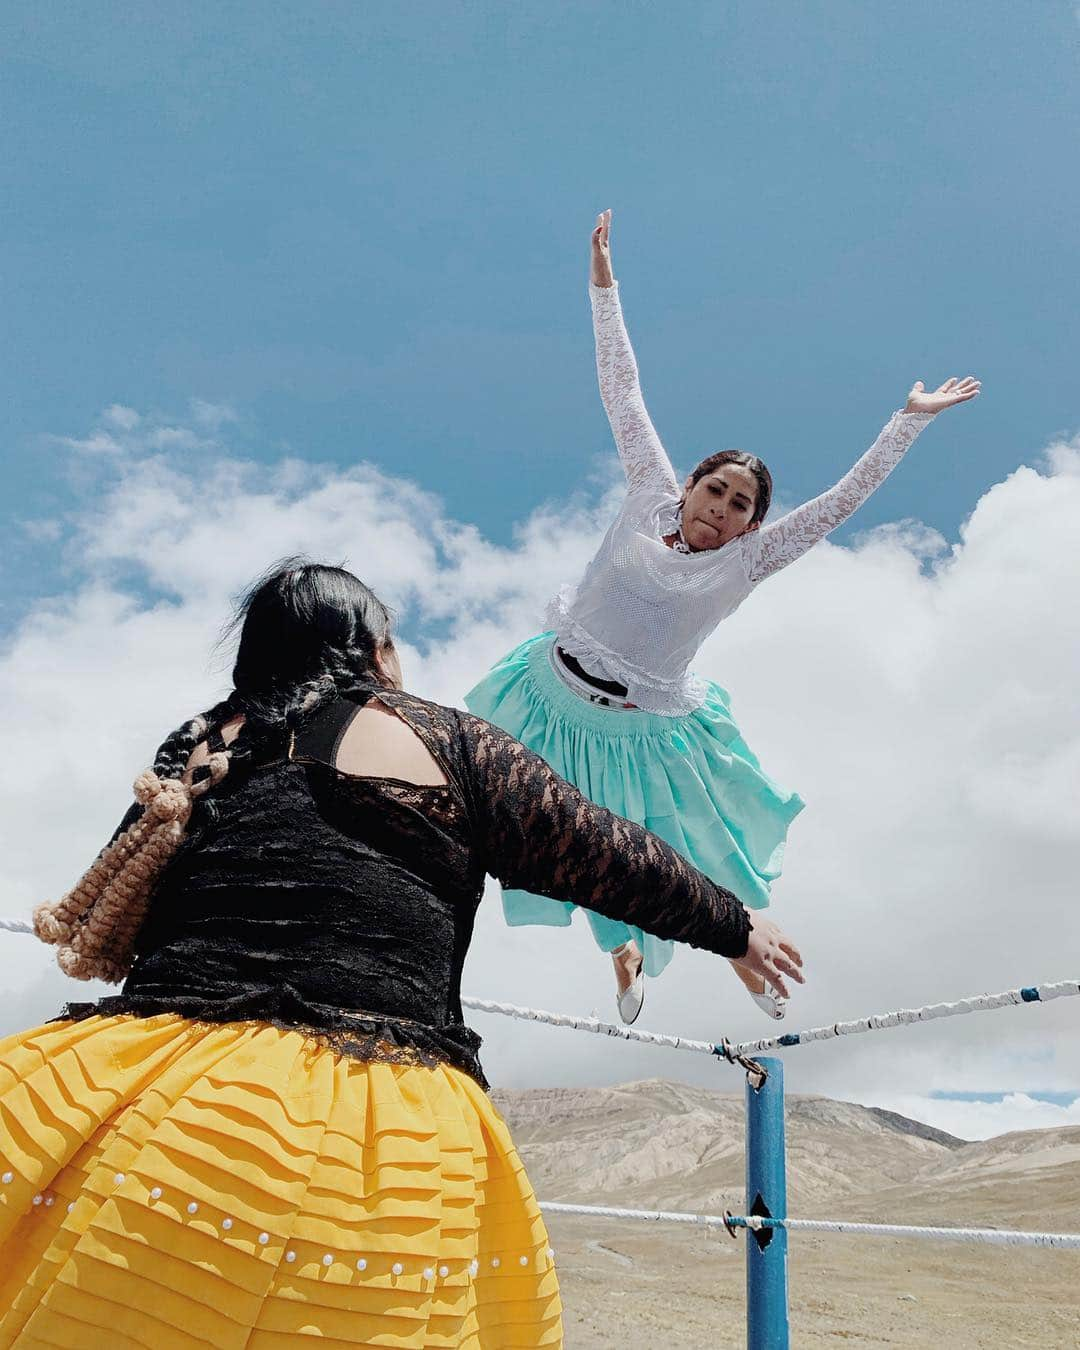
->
<box><xmin>745</xmin><ymin>1057</ymin><xmax>789</xmax><ymax>1348</ymax></box>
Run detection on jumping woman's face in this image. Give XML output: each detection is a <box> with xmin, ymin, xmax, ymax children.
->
<box><xmin>680</xmin><ymin>463</ymin><xmax>760</xmax><ymax>551</ymax></box>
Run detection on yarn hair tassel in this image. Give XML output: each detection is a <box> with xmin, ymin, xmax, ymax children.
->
<box><xmin>33</xmin><ymin>742</ymin><xmax>229</xmax><ymax>984</ymax></box>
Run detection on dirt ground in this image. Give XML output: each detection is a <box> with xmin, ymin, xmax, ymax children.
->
<box><xmin>550</xmin><ymin>1219</ymin><xmax>1080</xmax><ymax>1348</ymax></box>
<box><xmin>495</xmin><ymin>1081</ymin><xmax>1080</xmax><ymax>1347</ymax></box>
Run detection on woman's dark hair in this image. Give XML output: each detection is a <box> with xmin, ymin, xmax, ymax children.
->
<box><xmin>35</xmin><ymin>558</ymin><xmax>394</xmax><ymax>985</ymax></box>
<box><xmin>687</xmin><ymin>450</ymin><xmax>773</xmax><ymax>526</ymax></box>
<box><xmin>229</xmin><ymin>557</ymin><xmax>395</xmax><ymax>734</ymax></box>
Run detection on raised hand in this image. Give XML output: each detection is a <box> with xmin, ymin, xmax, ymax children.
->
<box><xmin>731</xmin><ymin>915</ymin><xmax>804</xmax><ymax>1001</ymax></box>
<box><xmin>905</xmin><ymin>376</ymin><xmax>981</xmax><ymax>414</ymax></box>
<box><xmin>591</xmin><ymin>208</ymin><xmax>614</xmax><ymax>288</ymax></box>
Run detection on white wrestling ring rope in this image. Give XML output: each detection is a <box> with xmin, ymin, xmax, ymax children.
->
<box><xmin>4</xmin><ymin>914</ymin><xmax>1078</xmax><ymax>1256</ymax></box>
<box><xmin>540</xmin><ymin>1203</ymin><xmax>1080</xmax><ymax>1250</ymax></box>
<box><xmin>4</xmin><ymin>912</ymin><xmax>1077</xmax><ymax>1062</ymax></box>
<box><xmin>461</xmin><ymin>980</ymin><xmax>1080</xmax><ymax>1062</ymax></box>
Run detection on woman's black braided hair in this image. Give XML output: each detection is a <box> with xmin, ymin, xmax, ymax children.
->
<box><xmin>36</xmin><ymin>557</ymin><xmax>396</xmax><ymax>983</ymax></box>
<box><xmin>152</xmin><ymin>556</ymin><xmax>396</xmax><ymax>782</ymax></box>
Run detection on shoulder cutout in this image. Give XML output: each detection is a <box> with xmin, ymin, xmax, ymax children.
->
<box><xmin>334</xmin><ymin>702</ymin><xmax>449</xmax><ymax>786</ymax></box>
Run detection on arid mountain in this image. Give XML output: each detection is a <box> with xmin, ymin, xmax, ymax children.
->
<box><xmin>494</xmin><ymin>1080</ymin><xmax>1080</xmax><ymax>1348</ymax></box>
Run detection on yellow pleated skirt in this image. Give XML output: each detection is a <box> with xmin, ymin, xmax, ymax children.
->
<box><xmin>0</xmin><ymin>1015</ymin><xmax>562</xmax><ymax>1348</ymax></box>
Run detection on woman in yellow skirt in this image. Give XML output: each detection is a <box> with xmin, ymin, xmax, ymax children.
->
<box><xmin>0</xmin><ymin>560</ymin><xmax>802</xmax><ymax>1348</ymax></box>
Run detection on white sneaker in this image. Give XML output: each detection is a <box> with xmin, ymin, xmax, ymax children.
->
<box><xmin>748</xmin><ymin>983</ymin><xmax>787</xmax><ymax>1021</ymax></box>
<box><xmin>617</xmin><ymin>972</ymin><xmax>645</xmax><ymax>1025</ymax></box>
<box><xmin>612</xmin><ymin>943</ymin><xmax>645</xmax><ymax>1025</ymax></box>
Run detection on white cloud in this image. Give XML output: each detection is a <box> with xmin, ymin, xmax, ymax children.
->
<box><xmin>55</xmin><ymin>431</ymin><xmax>123</xmax><ymax>455</ymax></box>
<box><xmin>2</xmin><ymin>408</ymin><xmax>1078</xmax><ymax>1138</ymax></box>
<box><xmin>51</xmin><ymin>405</ymin><xmax>228</xmax><ymax>468</ymax></box>
<box><xmin>103</xmin><ymin>404</ymin><xmax>141</xmax><ymax>431</ymax></box>
<box><xmin>877</xmin><ymin>1093</ymin><xmax>1080</xmax><ymax>1142</ymax></box>
<box><xmin>20</xmin><ymin>519</ymin><xmax>63</xmax><ymax>543</ymax></box>
<box><xmin>190</xmin><ymin>399</ymin><xmax>239</xmax><ymax>429</ymax></box>
<box><xmin>145</xmin><ymin>426</ymin><xmax>209</xmax><ymax>451</ymax></box>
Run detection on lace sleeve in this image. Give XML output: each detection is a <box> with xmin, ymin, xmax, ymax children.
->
<box><xmin>591</xmin><ymin>283</ymin><xmax>681</xmax><ymax>499</ymax></box>
<box><xmin>463</xmin><ymin>714</ymin><xmax>751</xmax><ymax>958</ymax></box>
<box><xmin>745</xmin><ymin>410</ymin><xmax>936</xmax><ymax>584</ymax></box>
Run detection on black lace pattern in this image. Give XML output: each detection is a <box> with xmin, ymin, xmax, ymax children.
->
<box><xmin>58</xmin><ymin>689</ymin><xmax>749</xmax><ymax>1087</ymax></box>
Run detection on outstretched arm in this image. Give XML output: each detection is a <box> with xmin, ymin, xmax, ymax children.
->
<box><xmin>463</xmin><ymin>714</ymin><xmax>804</xmax><ymax>994</ymax></box>
<box><xmin>590</xmin><ymin>210</ymin><xmax>680</xmax><ymax>498</ymax></box>
<box><xmin>746</xmin><ymin>377</ymin><xmax>980</xmax><ymax>584</ymax></box>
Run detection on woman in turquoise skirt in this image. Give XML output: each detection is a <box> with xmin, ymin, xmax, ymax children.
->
<box><xmin>466</xmin><ymin>209</ymin><xmax>980</xmax><ymax>1023</ymax></box>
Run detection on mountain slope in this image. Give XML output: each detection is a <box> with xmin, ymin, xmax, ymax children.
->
<box><xmin>492</xmin><ymin>1079</ymin><xmax>1080</xmax><ymax>1348</ymax></box>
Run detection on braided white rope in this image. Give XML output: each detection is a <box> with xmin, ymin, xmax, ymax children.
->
<box><xmin>543</xmin><ymin>1201</ymin><xmax>732</xmax><ymax>1230</ymax></box>
<box><xmin>5</xmin><ymin>915</ymin><xmax>1075</xmax><ymax>1254</ymax></box>
<box><xmin>4</xmin><ymin>915</ymin><xmax>1076</xmax><ymax>1065</ymax></box>
<box><xmin>463</xmin><ymin>980</ymin><xmax>1080</xmax><ymax>1061</ymax></box>
<box><xmin>541</xmin><ymin>1202</ymin><xmax>1080</xmax><ymax>1250</ymax></box>
<box><xmin>461</xmin><ymin>995</ymin><xmax>719</xmax><ymax>1055</ymax></box>
<box><xmin>734</xmin><ymin>979</ymin><xmax>1080</xmax><ymax>1055</ymax></box>
<box><xmin>758</xmin><ymin>1218</ymin><xmax>1080</xmax><ymax>1250</ymax></box>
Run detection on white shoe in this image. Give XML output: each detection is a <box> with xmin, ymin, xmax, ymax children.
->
<box><xmin>617</xmin><ymin>973</ymin><xmax>645</xmax><ymax>1025</ymax></box>
<box><xmin>613</xmin><ymin>944</ymin><xmax>645</xmax><ymax>1025</ymax></box>
<box><xmin>748</xmin><ymin>982</ymin><xmax>787</xmax><ymax>1021</ymax></box>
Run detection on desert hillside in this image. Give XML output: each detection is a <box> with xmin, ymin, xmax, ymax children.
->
<box><xmin>493</xmin><ymin>1080</ymin><xmax>1080</xmax><ymax>1348</ymax></box>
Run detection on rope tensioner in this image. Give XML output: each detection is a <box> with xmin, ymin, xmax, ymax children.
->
<box><xmin>717</xmin><ymin>1037</ymin><xmax>768</xmax><ymax>1089</ymax></box>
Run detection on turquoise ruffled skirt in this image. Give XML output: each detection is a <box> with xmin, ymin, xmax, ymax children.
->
<box><xmin>464</xmin><ymin>634</ymin><xmax>805</xmax><ymax>979</ymax></box>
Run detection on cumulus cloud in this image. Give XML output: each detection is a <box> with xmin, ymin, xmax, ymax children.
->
<box><xmin>103</xmin><ymin>405</ymin><xmax>142</xmax><ymax>431</ymax></box>
<box><xmin>54</xmin><ymin>430</ymin><xmax>123</xmax><ymax>455</ymax></box>
<box><xmin>882</xmin><ymin>1093</ymin><xmax>1080</xmax><ymax>1142</ymax></box>
<box><xmin>2</xmin><ymin>410</ymin><xmax>1078</xmax><ymax>1138</ymax></box>
<box><xmin>190</xmin><ymin>399</ymin><xmax>239</xmax><ymax>430</ymax></box>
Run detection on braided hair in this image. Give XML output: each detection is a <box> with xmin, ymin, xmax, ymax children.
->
<box><xmin>34</xmin><ymin>559</ymin><xmax>395</xmax><ymax>983</ymax></box>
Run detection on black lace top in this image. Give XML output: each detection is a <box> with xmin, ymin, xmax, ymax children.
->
<box><xmin>64</xmin><ymin>689</ymin><xmax>751</xmax><ymax>1087</ymax></box>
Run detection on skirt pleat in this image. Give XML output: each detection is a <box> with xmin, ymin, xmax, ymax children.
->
<box><xmin>465</xmin><ymin>634</ymin><xmax>805</xmax><ymax>978</ymax></box>
<box><xmin>0</xmin><ymin>1015</ymin><xmax>562</xmax><ymax>1348</ymax></box>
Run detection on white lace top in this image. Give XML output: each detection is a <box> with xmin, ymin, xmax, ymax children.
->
<box><xmin>546</xmin><ymin>283</ymin><xmax>937</xmax><ymax>715</ymax></box>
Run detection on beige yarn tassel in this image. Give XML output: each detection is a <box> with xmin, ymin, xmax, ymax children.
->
<box><xmin>34</xmin><ymin>746</ymin><xmax>229</xmax><ymax>984</ymax></box>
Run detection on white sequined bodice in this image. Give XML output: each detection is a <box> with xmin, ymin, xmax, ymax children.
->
<box><xmin>546</xmin><ymin>283</ymin><xmax>935</xmax><ymax>714</ymax></box>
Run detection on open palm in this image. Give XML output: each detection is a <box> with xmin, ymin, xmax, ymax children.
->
<box><xmin>590</xmin><ymin>208</ymin><xmax>614</xmax><ymax>287</ymax></box>
<box><xmin>906</xmin><ymin>376</ymin><xmax>981</xmax><ymax>414</ymax></box>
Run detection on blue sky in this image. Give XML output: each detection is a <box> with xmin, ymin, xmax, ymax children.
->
<box><xmin>1</xmin><ymin>3</ymin><xmax>1079</xmax><ymax>1132</ymax></box>
<box><xmin>4</xmin><ymin>0</ymin><xmax>1080</xmax><ymax>625</ymax></box>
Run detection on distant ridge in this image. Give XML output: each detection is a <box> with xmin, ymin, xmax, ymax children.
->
<box><xmin>864</xmin><ymin>1104</ymin><xmax>967</xmax><ymax>1149</ymax></box>
<box><xmin>512</xmin><ymin>1081</ymin><xmax>1080</xmax><ymax>1348</ymax></box>
<box><xmin>493</xmin><ymin>1078</ymin><xmax>1080</xmax><ymax>1223</ymax></box>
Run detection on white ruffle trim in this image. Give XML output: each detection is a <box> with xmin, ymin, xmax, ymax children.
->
<box><xmin>544</xmin><ymin>604</ymin><xmax>708</xmax><ymax>716</ymax></box>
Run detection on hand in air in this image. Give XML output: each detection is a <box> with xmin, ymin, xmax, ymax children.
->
<box><xmin>591</xmin><ymin>209</ymin><xmax>614</xmax><ymax>288</ymax></box>
<box><xmin>731</xmin><ymin>916</ymin><xmax>804</xmax><ymax>1000</ymax></box>
<box><xmin>905</xmin><ymin>376</ymin><xmax>981</xmax><ymax>414</ymax></box>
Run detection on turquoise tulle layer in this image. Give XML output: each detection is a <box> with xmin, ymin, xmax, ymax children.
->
<box><xmin>465</xmin><ymin>634</ymin><xmax>805</xmax><ymax>979</ymax></box>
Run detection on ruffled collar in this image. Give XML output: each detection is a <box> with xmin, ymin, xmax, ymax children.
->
<box><xmin>655</xmin><ymin>498</ymin><xmax>693</xmax><ymax>555</ymax></box>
